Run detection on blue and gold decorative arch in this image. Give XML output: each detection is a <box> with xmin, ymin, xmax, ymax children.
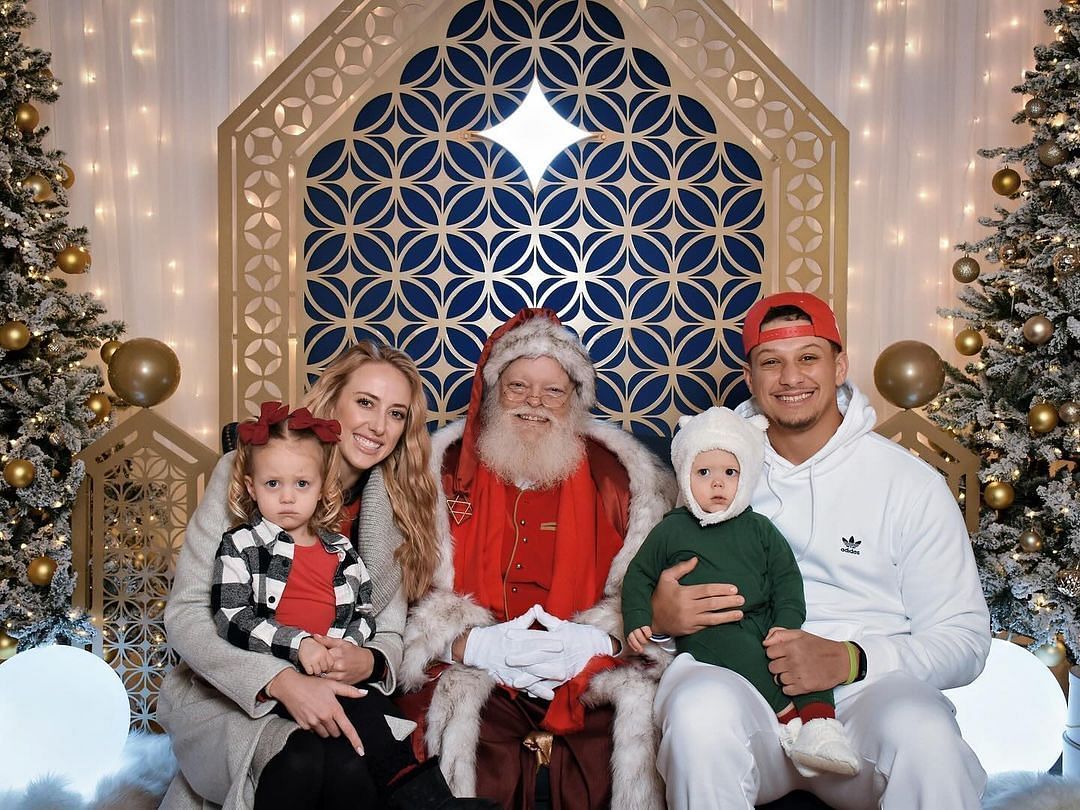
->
<box><xmin>220</xmin><ymin>0</ymin><xmax>848</xmax><ymax>435</ymax></box>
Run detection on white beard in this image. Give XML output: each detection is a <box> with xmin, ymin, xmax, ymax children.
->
<box><xmin>475</xmin><ymin>394</ymin><xmax>586</xmax><ymax>489</ymax></box>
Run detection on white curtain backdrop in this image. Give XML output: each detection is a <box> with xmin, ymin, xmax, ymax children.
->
<box><xmin>26</xmin><ymin>0</ymin><xmax>1047</xmax><ymax>443</ymax></box>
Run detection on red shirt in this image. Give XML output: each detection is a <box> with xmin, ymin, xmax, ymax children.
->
<box><xmin>274</xmin><ymin>542</ymin><xmax>339</xmax><ymax>636</ymax></box>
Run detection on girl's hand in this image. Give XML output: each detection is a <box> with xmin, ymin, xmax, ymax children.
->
<box><xmin>627</xmin><ymin>626</ymin><xmax>652</xmax><ymax>654</ymax></box>
<box><xmin>315</xmin><ymin>634</ymin><xmax>375</xmax><ymax>684</ymax></box>
<box><xmin>298</xmin><ymin>636</ymin><xmax>333</xmax><ymax>675</ymax></box>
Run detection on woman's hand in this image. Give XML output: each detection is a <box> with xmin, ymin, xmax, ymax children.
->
<box><xmin>314</xmin><ymin>634</ymin><xmax>375</xmax><ymax>684</ymax></box>
<box><xmin>265</xmin><ymin>668</ymin><xmax>368</xmax><ymax>754</ymax></box>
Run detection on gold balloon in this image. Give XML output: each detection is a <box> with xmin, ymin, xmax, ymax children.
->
<box><xmin>954</xmin><ymin>328</ymin><xmax>983</xmax><ymax>356</ymax></box>
<box><xmin>0</xmin><ymin>321</ymin><xmax>30</xmax><ymax>351</ymax></box>
<box><xmin>57</xmin><ymin>161</ymin><xmax>75</xmax><ymax>189</ymax></box>
<box><xmin>1060</xmin><ymin>401</ymin><xmax>1080</xmax><ymax>425</ymax></box>
<box><xmin>873</xmin><ymin>340</ymin><xmax>945</xmax><ymax>410</ymax></box>
<box><xmin>14</xmin><ymin>102</ymin><xmax>39</xmax><ymax>133</ymax></box>
<box><xmin>107</xmin><ymin>337</ymin><xmax>181</xmax><ymax>408</ymax></box>
<box><xmin>3</xmin><ymin>458</ymin><xmax>35</xmax><ymax>489</ymax></box>
<box><xmin>55</xmin><ymin>245</ymin><xmax>91</xmax><ymax>275</ymax></box>
<box><xmin>1022</xmin><ymin>315</ymin><xmax>1054</xmax><ymax>345</ymax></box>
<box><xmin>22</xmin><ymin>173</ymin><xmax>52</xmax><ymax>202</ymax></box>
<box><xmin>1034</xmin><ymin>639</ymin><xmax>1067</xmax><ymax>667</ymax></box>
<box><xmin>1038</xmin><ymin>141</ymin><xmax>1068</xmax><ymax>167</ymax></box>
<box><xmin>100</xmin><ymin>339</ymin><xmax>122</xmax><ymax>364</ymax></box>
<box><xmin>0</xmin><ymin>628</ymin><xmax>15</xmax><ymax>661</ymax></box>
<box><xmin>983</xmin><ymin>481</ymin><xmax>1015</xmax><ymax>510</ymax></box>
<box><xmin>1029</xmin><ymin>402</ymin><xmax>1059</xmax><ymax>434</ymax></box>
<box><xmin>1018</xmin><ymin>529</ymin><xmax>1044</xmax><ymax>553</ymax></box>
<box><xmin>952</xmin><ymin>256</ymin><xmax>980</xmax><ymax>283</ymax></box>
<box><xmin>991</xmin><ymin>167</ymin><xmax>1021</xmax><ymax>196</ymax></box>
<box><xmin>86</xmin><ymin>392</ymin><xmax>111</xmax><ymax>424</ymax></box>
<box><xmin>27</xmin><ymin>555</ymin><xmax>57</xmax><ymax>587</ymax></box>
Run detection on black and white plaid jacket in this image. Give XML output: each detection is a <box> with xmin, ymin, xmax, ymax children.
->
<box><xmin>211</xmin><ymin>517</ymin><xmax>375</xmax><ymax>665</ymax></box>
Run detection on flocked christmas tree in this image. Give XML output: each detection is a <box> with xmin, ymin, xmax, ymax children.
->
<box><xmin>0</xmin><ymin>1</ymin><xmax>122</xmax><ymax>657</ymax></box>
<box><xmin>929</xmin><ymin>1</ymin><xmax>1080</xmax><ymax>659</ymax></box>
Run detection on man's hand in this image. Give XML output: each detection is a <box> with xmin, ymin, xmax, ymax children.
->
<box><xmin>315</xmin><ymin>634</ymin><xmax>375</xmax><ymax>685</ymax></box>
<box><xmin>298</xmin><ymin>636</ymin><xmax>334</xmax><ymax>676</ymax></box>
<box><xmin>505</xmin><ymin>608</ymin><xmax>614</xmax><ymax>683</ymax></box>
<box><xmin>650</xmin><ymin>557</ymin><xmax>744</xmax><ymax>636</ymax></box>
<box><xmin>763</xmin><ymin>628</ymin><xmax>849</xmax><ymax>695</ymax></box>
<box><xmin>265</xmin><ymin>668</ymin><xmax>368</xmax><ymax>754</ymax></box>
<box><xmin>462</xmin><ymin>606</ymin><xmax>564</xmax><ymax>699</ymax></box>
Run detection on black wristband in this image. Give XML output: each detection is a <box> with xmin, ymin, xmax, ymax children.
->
<box><xmin>852</xmin><ymin>641</ymin><xmax>867</xmax><ymax>682</ymax></box>
<box><xmin>365</xmin><ymin>648</ymin><xmax>387</xmax><ymax>684</ymax></box>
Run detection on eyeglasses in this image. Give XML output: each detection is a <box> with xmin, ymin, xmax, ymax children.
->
<box><xmin>502</xmin><ymin>380</ymin><xmax>571</xmax><ymax>407</ymax></box>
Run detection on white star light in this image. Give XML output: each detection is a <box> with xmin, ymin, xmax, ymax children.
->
<box><xmin>478</xmin><ymin>79</ymin><xmax>591</xmax><ymax>192</ymax></box>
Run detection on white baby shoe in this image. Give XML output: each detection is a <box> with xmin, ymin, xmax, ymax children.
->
<box><xmin>788</xmin><ymin>717</ymin><xmax>861</xmax><ymax>777</ymax></box>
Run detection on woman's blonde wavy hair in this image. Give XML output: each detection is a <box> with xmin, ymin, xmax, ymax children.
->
<box><xmin>303</xmin><ymin>342</ymin><xmax>438</xmax><ymax>602</ymax></box>
<box><xmin>227</xmin><ymin>419</ymin><xmax>344</xmax><ymax>535</ymax></box>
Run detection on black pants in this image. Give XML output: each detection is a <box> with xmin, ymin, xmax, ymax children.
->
<box><xmin>254</xmin><ymin>689</ymin><xmax>417</xmax><ymax>810</ymax></box>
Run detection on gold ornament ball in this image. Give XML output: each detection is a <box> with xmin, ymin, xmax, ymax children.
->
<box><xmin>1022</xmin><ymin>315</ymin><xmax>1054</xmax><ymax>345</ymax></box>
<box><xmin>952</xmin><ymin>256</ymin><xmax>981</xmax><ymax>283</ymax></box>
<box><xmin>1056</xmin><ymin>568</ymin><xmax>1080</xmax><ymax>598</ymax></box>
<box><xmin>100</xmin><ymin>339</ymin><xmax>122</xmax><ymax>364</ymax></box>
<box><xmin>873</xmin><ymin>340</ymin><xmax>946</xmax><ymax>410</ymax></box>
<box><xmin>1018</xmin><ymin>529</ymin><xmax>1044</xmax><ymax>553</ymax></box>
<box><xmin>1052</xmin><ymin>112</ymin><xmax>1070</xmax><ymax>129</ymax></box>
<box><xmin>954</xmin><ymin>328</ymin><xmax>983</xmax><ymax>356</ymax></box>
<box><xmin>27</xmin><ymin>555</ymin><xmax>57</xmax><ymax>587</ymax></box>
<box><xmin>983</xmin><ymin>481</ymin><xmax>1015</xmax><ymax>510</ymax></box>
<box><xmin>0</xmin><ymin>628</ymin><xmax>15</xmax><ymax>661</ymax></box>
<box><xmin>1025</xmin><ymin>98</ymin><xmax>1049</xmax><ymax>118</ymax></box>
<box><xmin>107</xmin><ymin>337</ymin><xmax>182</xmax><ymax>408</ymax></box>
<box><xmin>3</xmin><ymin>458</ymin><xmax>35</xmax><ymax>489</ymax></box>
<box><xmin>1029</xmin><ymin>402</ymin><xmax>1060</xmax><ymax>434</ymax></box>
<box><xmin>1035</xmin><ymin>640</ymin><xmax>1068</xmax><ymax>667</ymax></box>
<box><xmin>1053</xmin><ymin>246</ymin><xmax>1080</xmax><ymax>277</ymax></box>
<box><xmin>998</xmin><ymin>240</ymin><xmax>1022</xmax><ymax>265</ymax></box>
<box><xmin>1038</xmin><ymin>141</ymin><xmax>1068</xmax><ymax>167</ymax></box>
<box><xmin>86</xmin><ymin>392</ymin><xmax>111</xmax><ymax>424</ymax></box>
<box><xmin>991</xmin><ymin>167</ymin><xmax>1021</xmax><ymax>196</ymax></box>
<box><xmin>0</xmin><ymin>320</ymin><xmax>30</xmax><ymax>351</ymax></box>
<box><xmin>55</xmin><ymin>245</ymin><xmax>91</xmax><ymax>275</ymax></box>
<box><xmin>1060</xmin><ymin>401</ymin><xmax>1080</xmax><ymax>425</ymax></box>
<box><xmin>57</xmin><ymin>161</ymin><xmax>75</xmax><ymax>189</ymax></box>
<box><xmin>22</xmin><ymin>172</ymin><xmax>52</xmax><ymax>203</ymax></box>
<box><xmin>14</xmin><ymin>102</ymin><xmax>39</xmax><ymax>133</ymax></box>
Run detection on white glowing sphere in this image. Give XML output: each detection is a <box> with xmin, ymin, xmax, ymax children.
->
<box><xmin>0</xmin><ymin>645</ymin><xmax>129</xmax><ymax>796</ymax></box>
<box><xmin>944</xmin><ymin>638</ymin><xmax>1066</xmax><ymax>775</ymax></box>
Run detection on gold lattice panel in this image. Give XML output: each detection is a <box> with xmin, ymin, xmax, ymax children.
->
<box><xmin>219</xmin><ymin>0</ymin><xmax>848</xmax><ymax>427</ymax></box>
<box><xmin>875</xmin><ymin>409</ymin><xmax>981</xmax><ymax>534</ymax></box>
<box><xmin>73</xmin><ymin>410</ymin><xmax>217</xmax><ymax>731</ymax></box>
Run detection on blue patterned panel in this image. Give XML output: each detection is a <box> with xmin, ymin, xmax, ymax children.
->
<box><xmin>303</xmin><ymin>0</ymin><xmax>764</xmax><ymax>435</ymax></box>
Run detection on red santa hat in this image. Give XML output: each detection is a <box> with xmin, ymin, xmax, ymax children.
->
<box><xmin>452</xmin><ymin>308</ymin><xmax>596</xmax><ymax>494</ymax></box>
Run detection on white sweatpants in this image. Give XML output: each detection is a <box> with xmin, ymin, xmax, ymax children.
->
<box><xmin>654</xmin><ymin>653</ymin><xmax>986</xmax><ymax>810</ymax></box>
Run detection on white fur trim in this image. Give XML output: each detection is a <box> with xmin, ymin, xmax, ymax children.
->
<box><xmin>671</xmin><ymin>407</ymin><xmax>768</xmax><ymax>525</ymax></box>
<box><xmin>482</xmin><ymin>317</ymin><xmax>597</xmax><ymax>407</ymax></box>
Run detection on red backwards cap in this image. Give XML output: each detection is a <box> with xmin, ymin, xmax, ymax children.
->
<box><xmin>742</xmin><ymin>292</ymin><xmax>843</xmax><ymax>356</ymax></box>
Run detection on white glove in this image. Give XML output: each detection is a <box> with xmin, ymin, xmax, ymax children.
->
<box><xmin>505</xmin><ymin>607</ymin><xmax>614</xmax><ymax>684</ymax></box>
<box><xmin>462</xmin><ymin>605</ymin><xmax>563</xmax><ymax>700</ymax></box>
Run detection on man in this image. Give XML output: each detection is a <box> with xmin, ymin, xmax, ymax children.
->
<box><xmin>399</xmin><ymin>308</ymin><xmax>677</xmax><ymax>810</ymax></box>
<box><xmin>650</xmin><ymin>292</ymin><xmax>991</xmax><ymax>809</ymax></box>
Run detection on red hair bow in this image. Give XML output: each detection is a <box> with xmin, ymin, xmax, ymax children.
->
<box><xmin>287</xmin><ymin>407</ymin><xmax>341</xmax><ymax>444</ymax></box>
<box><xmin>237</xmin><ymin>401</ymin><xmax>289</xmax><ymax>446</ymax></box>
<box><xmin>237</xmin><ymin>402</ymin><xmax>341</xmax><ymax>446</ymax></box>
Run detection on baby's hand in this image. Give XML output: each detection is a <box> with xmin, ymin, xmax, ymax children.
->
<box><xmin>764</xmin><ymin>626</ymin><xmax>785</xmax><ymax>644</ymax></box>
<box><xmin>627</xmin><ymin>626</ymin><xmax>652</xmax><ymax>654</ymax></box>
<box><xmin>298</xmin><ymin>636</ymin><xmax>333</xmax><ymax>675</ymax></box>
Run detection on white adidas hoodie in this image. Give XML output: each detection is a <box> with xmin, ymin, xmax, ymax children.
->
<box><xmin>735</xmin><ymin>383</ymin><xmax>990</xmax><ymax>696</ymax></box>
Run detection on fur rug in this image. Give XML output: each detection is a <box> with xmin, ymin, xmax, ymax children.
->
<box><xmin>0</xmin><ymin>732</ymin><xmax>176</xmax><ymax>810</ymax></box>
<box><xmin>983</xmin><ymin>771</ymin><xmax>1080</xmax><ymax>810</ymax></box>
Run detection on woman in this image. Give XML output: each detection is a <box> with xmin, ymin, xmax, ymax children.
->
<box><xmin>158</xmin><ymin>343</ymin><xmax>442</xmax><ymax>809</ymax></box>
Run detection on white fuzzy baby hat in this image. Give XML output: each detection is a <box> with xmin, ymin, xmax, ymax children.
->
<box><xmin>670</xmin><ymin>406</ymin><xmax>770</xmax><ymax>526</ymax></box>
